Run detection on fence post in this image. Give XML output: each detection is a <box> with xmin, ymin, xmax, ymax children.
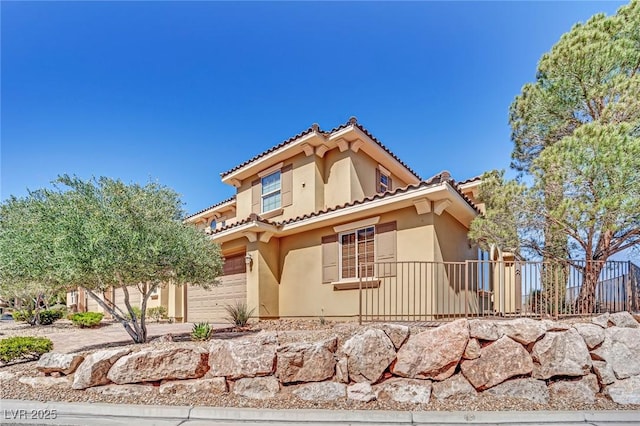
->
<box><xmin>554</xmin><ymin>265</ymin><xmax>559</xmax><ymax>320</ymax></box>
<box><xmin>358</xmin><ymin>274</ymin><xmax>363</xmax><ymax>325</ymax></box>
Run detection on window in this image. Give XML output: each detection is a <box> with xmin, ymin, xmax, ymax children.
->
<box><xmin>70</xmin><ymin>290</ymin><xmax>78</xmax><ymax>305</ymax></box>
<box><xmin>210</xmin><ymin>220</ymin><xmax>217</xmax><ymax>232</ymax></box>
<box><xmin>261</xmin><ymin>171</ymin><xmax>281</xmax><ymax>212</ymax></box>
<box><xmin>380</xmin><ymin>173</ymin><xmax>390</xmax><ymax>192</ymax></box>
<box><xmin>340</xmin><ymin>226</ymin><xmax>375</xmax><ymax>279</ymax></box>
<box><xmin>376</xmin><ymin>167</ymin><xmax>392</xmax><ymax>193</ymax></box>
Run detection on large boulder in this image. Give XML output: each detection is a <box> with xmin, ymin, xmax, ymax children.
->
<box><xmin>392</xmin><ymin>319</ymin><xmax>469</xmax><ymax>381</ymax></box>
<box><xmin>342</xmin><ymin>329</ymin><xmax>396</xmax><ymax>383</ymax></box>
<box><xmin>233</xmin><ymin>376</ymin><xmax>279</xmax><ymax>399</ymax></box>
<box><xmin>485</xmin><ymin>378</ymin><xmax>549</xmax><ymax>404</ymax></box>
<box><xmin>548</xmin><ymin>375</ymin><xmax>598</xmax><ymax>404</ymax></box>
<box><xmin>606</xmin><ymin>375</ymin><xmax>640</xmax><ymax>405</ymax></box>
<box><xmin>608</xmin><ymin>312</ymin><xmax>639</xmax><ymax>328</ymax></box>
<box><xmin>469</xmin><ymin>320</ymin><xmax>499</xmax><ymax>341</ymax></box>
<box><xmin>86</xmin><ymin>383</ymin><xmax>154</xmax><ymax>397</ymax></box>
<box><xmin>531</xmin><ymin>329</ymin><xmax>592</xmax><ymax>379</ymax></box>
<box><xmin>591</xmin><ymin>313</ymin><xmax>610</xmax><ymax>328</ymax></box>
<box><xmin>276</xmin><ymin>337</ymin><xmax>336</xmax><ymax>384</ymax></box>
<box><xmin>590</xmin><ymin>327</ymin><xmax>640</xmax><ymax>379</ymax></box>
<box><xmin>208</xmin><ymin>332</ymin><xmax>277</xmax><ymax>379</ymax></box>
<box><xmin>573</xmin><ymin>323</ymin><xmax>605</xmax><ymax>350</ymax></box>
<box><xmin>36</xmin><ymin>353</ymin><xmax>84</xmax><ymax>376</ymax></box>
<box><xmin>431</xmin><ymin>374</ymin><xmax>477</xmax><ymax>401</ymax></box>
<box><xmin>460</xmin><ymin>336</ymin><xmax>533</xmax><ymax>391</ymax></box>
<box><xmin>375</xmin><ymin>378</ymin><xmax>431</xmax><ymax>404</ymax></box>
<box><xmin>370</xmin><ymin>324</ymin><xmax>410</xmax><ymax>349</ymax></box>
<box><xmin>347</xmin><ymin>382</ymin><xmax>376</xmax><ymax>402</ymax></box>
<box><xmin>107</xmin><ymin>347</ymin><xmax>208</xmax><ymax>384</ymax></box>
<box><xmin>292</xmin><ymin>381</ymin><xmax>346</xmax><ymax>401</ymax></box>
<box><xmin>463</xmin><ymin>338</ymin><xmax>481</xmax><ymax>360</ymax></box>
<box><xmin>18</xmin><ymin>376</ymin><xmax>70</xmax><ymax>388</ymax></box>
<box><xmin>159</xmin><ymin>378</ymin><xmax>227</xmax><ymax>395</ymax></box>
<box><xmin>592</xmin><ymin>361</ymin><xmax>616</xmax><ymax>386</ymax></box>
<box><xmin>495</xmin><ymin>318</ymin><xmax>546</xmax><ymax>345</ymax></box>
<box><xmin>72</xmin><ymin>348</ymin><xmax>131</xmax><ymax>390</ymax></box>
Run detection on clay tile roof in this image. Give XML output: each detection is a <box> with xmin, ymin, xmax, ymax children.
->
<box><xmin>456</xmin><ymin>175</ymin><xmax>482</xmax><ymax>186</ymax></box>
<box><xmin>209</xmin><ymin>213</ymin><xmax>275</xmax><ymax>235</ymax></box>
<box><xmin>184</xmin><ymin>195</ymin><xmax>236</xmax><ymax>221</ymax></box>
<box><xmin>219</xmin><ymin>117</ymin><xmax>422</xmax><ymax>180</ymax></box>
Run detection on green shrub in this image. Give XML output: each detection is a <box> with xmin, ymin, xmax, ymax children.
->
<box><xmin>191</xmin><ymin>322</ymin><xmax>212</xmax><ymax>341</ymax></box>
<box><xmin>38</xmin><ymin>309</ymin><xmax>65</xmax><ymax>325</ymax></box>
<box><xmin>0</xmin><ymin>336</ymin><xmax>53</xmax><ymax>363</ymax></box>
<box><xmin>224</xmin><ymin>302</ymin><xmax>255</xmax><ymax>327</ymax></box>
<box><xmin>146</xmin><ymin>306</ymin><xmax>167</xmax><ymax>322</ymax></box>
<box><xmin>125</xmin><ymin>306</ymin><xmax>142</xmax><ymax>320</ymax></box>
<box><xmin>12</xmin><ymin>309</ymin><xmax>31</xmax><ymax>323</ymax></box>
<box><xmin>70</xmin><ymin>312</ymin><xmax>104</xmax><ymax>328</ymax></box>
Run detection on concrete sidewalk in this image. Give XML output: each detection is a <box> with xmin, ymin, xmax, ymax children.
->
<box><xmin>1</xmin><ymin>400</ymin><xmax>639</xmax><ymax>425</ymax></box>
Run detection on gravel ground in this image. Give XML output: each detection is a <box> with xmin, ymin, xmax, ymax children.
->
<box><xmin>1</xmin><ymin>318</ymin><xmax>639</xmax><ymax>412</ymax></box>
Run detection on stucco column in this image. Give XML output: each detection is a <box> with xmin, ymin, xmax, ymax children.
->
<box><xmin>246</xmin><ymin>238</ymin><xmax>280</xmax><ymax>320</ymax></box>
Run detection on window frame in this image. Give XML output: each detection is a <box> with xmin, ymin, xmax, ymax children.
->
<box><xmin>379</xmin><ymin>171</ymin><xmax>391</xmax><ymax>193</ymax></box>
<box><xmin>261</xmin><ymin>170</ymin><xmax>282</xmax><ymax>213</ymax></box>
<box><xmin>338</xmin><ymin>225</ymin><xmax>376</xmax><ymax>280</ymax></box>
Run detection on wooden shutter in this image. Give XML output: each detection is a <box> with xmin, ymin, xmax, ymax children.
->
<box><xmin>375</xmin><ymin>168</ymin><xmax>382</xmax><ymax>193</ymax></box>
<box><xmin>251</xmin><ymin>179</ymin><xmax>261</xmax><ymax>214</ymax></box>
<box><xmin>281</xmin><ymin>164</ymin><xmax>293</xmax><ymax>207</ymax></box>
<box><xmin>388</xmin><ymin>176</ymin><xmax>393</xmax><ymax>191</ymax></box>
<box><xmin>322</xmin><ymin>234</ymin><xmax>339</xmax><ymax>283</ymax></box>
<box><xmin>375</xmin><ymin>221</ymin><xmax>397</xmax><ymax>277</ymax></box>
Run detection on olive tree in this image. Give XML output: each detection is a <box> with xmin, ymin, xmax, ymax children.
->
<box><xmin>0</xmin><ymin>175</ymin><xmax>223</xmax><ymax>342</ymax></box>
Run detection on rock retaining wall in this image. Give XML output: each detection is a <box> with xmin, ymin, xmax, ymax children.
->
<box><xmin>31</xmin><ymin>312</ymin><xmax>640</xmax><ymax>405</ymax></box>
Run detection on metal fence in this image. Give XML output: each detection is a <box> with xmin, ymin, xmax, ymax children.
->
<box><xmin>358</xmin><ymin>260</ymin><xmax>640</xmax><ymax>323</ymax></box>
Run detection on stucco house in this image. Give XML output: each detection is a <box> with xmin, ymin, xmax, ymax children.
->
<box><xmin>177</xmin><ymin>117</ymin><xmax>485</xmax><ymax>323</ymax></box>
<box><xmin>68</xmin><ymin>117</ymin><xmax>488</xmax><ymax>322</ymax></box>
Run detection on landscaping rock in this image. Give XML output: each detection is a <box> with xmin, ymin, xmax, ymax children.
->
<box><xmin>542</xmin><ymin>320</ymin><xmax>571</xmax><ymax>332</ymax></box>
<box><xmin>18</xmin><ymin>376</ymin><xmax>70</xmax><ymax>388</ymax></box>
<box><xmin>432</xmin><ymin>374</ymin><xmax>477</xmax><ymax>400</ymax></box>
<box><xmin>531</xmin><ymin>329</ymin><xmax>592</xmax><ymax>379</ymax></box>
<box><xmin>485</xmin><ymin>378</ymin><xmax>549</xmax><ymax>404</ymax></box>
<box><xmin>606</xmin><ymin>375</ymin><xmax>640</xmax><ymax>405</ymax></box>
<box><xmin>469</xmin><ymin>319</ymin><xmax>499</xmax><ymax>341</ymax></box>
<box><xmin>463</xmin><ymin>338</ymin><xmax>481</xmax><ymax>360</ymax></box>
<box><xmin>107</xmin><ymin>347</ymin><xmax>208</xmax><ymax>384</ymax></box>
<box><xmin>608</xmin><ymin>312</ymin><xmax>639</xmax><ymax>328</ymax></box>
<box><xmin>347</xmin><ymin>382</ymin><xmax>376</xmax><ymax>402</ymax></box>
<box><xmin>159</xmin><ymin>377</ymin><xmax>227</xmax><ymax>394</ymax></box>
<box><xmin>292</xmin><ymin>381</ymin><xmax>346</xmax><ymax>401</ymax></box>
<box><xmin>392</xmin><ymin>319</ymin><xmax>469</xmax><ymax>381</ymax></box>
<box><xmin>592</xmin><ymin>361</ymin><xmax>616</xmax><ymax>386</ymax></box>
<box><xmin>276</xmin><ymin>337</ymin><xmax>336</xmax><ymax>384</ymax></box>
<box><xmin>209</xmin><ymin>332</ymin><xmax>277</xmax><ymax>379</ymax></box>
<box><xmin>549</xmin><ymin>375</ymin><xmax>598</xmax><ymax>404</ymax></box>
<box><xmin>0</xmin><ymin>371</ymin><xmax>16</xmax><ymax>382</ymax></box>
<box><xmin>72</xmin><ymin>348</ymin><xmax>131</xmax><ymax>390</ymax></box>
<box><xmin>150</xmin><ymin>334</ymin><xmax>174</xmax><ymax>344</ymax></box>
<box><xmin>86</xmin><ymin>384</ymin><xmax>154</xmax><ymax>397</ymax></box>
<box><xmin>233</xmin><ymin>376</ymin><xmax>279</xmax><ymax>399</ymax></box>
<box><xmin>334</xmin><ymin>356</ymin><xmax>348</xmax><ymax>383</ymax></box>
<box><xmin>36</xmin><ymin>352</ymin><xmax>84</xmax><ymax>375</ymax></box>
<box><xmin>590</xmin><ymin>327</ymin><xmax>640</xmax><ymax>379</ymax></box>
<box><xmin>573</xmin><ymin>323</ymin><xmax>605</xmax><ymax>349</ymax></box>
<box><xmin>496</xmin><ymin>318</ymin><xmax>546</xmax><ymax>345</ymax></box>
<box><xmin>371</xmin><ymin>323</ymin><xmax>410</xmax><ymax>349</ymax></box>
<box><xmin>375</xmin><ymin>378</ymin><xmax>431</xmax><ymax>404</ymax></box>
<box><xmin>460</xmin><ymin>336</ymin><xmax>533</xmax><ymax>391</ymax></box>
<box><xmin>342</xmin><ymin>329</ymin><xmax>396</xmax><ymax>383</ymax></box>
<box><xmin>592</xmin><ymin>313</ymin><xmax>610</xmax><ymax>328</ymax></box>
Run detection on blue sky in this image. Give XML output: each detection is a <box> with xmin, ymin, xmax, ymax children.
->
<box><xmin>1</xmin><ymin>0</ymin><xmax>628</xmax><ymax>217</ymax></box>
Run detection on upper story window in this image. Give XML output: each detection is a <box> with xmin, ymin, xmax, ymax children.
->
<box><xmin>340</xmin><ymin>226</ymin><xmax>375</xmax><ymax>279</ymax></box>
<box><xmin>377</xmin><ymin>166</ymin><xmax>393</xmax><ymax>193</ymax></box>
<box><xmin>261</xmin><ymin>171</ymin><xmax>281</xmax><ymax>212</ymax></box>
<box><xmin>210</xmin><ymin>220</ymin><xmax>217</xmax><ymax>232</ymax></box>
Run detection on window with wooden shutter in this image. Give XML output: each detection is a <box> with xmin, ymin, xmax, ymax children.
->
<box><xmin>321</xmin><ymin>234</ymin><xmax>339</xmax><ymax>283</ymax></box>
<box><xmin>376</xmin><ymin>167</ymin><xmax>392</xmax><ymax>193</ymax></box>
<box><xmin>281</xmin><ymin>164</ymin><xmax>293</xmax><ymax>207</ymax></box>
<box><xmin>339</xmin><ymin>226</ymin><xmax>375</xmax><ymax>279</ymax></box>
<box><xmin>375</xmin><ymin>221</ymin><xmax>397</xmax><ymax>277</ymax></box>
<box><xmin>251</xmin><ymin>179</ymin><xmax>261</xmax><ymax>214</ymax></box>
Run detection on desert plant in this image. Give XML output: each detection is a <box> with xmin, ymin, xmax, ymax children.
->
<box><xmin>125</xmin><ymin>306</ymin><xmax>142</xmax><ymax>321</ymax></box>
<box><xmin>224</xmin><ymin>302</ymin><xmax>255</xmax><ymax>327</ymax></box>
<box><xmin>0</xmin><ymin>336</ymin><xmax>53</xmax><ymax>363</ymax></box>
<box><xmin>146</xmin><ymin>306</ymin><xmax>167</xmax><ymax>323</ymax></box>
<box><xmin>37</xmin><ymin>309</ymin><xmax>65</xmax><ymax>325</ymax></box>
<box><xmin>191</xmin><ymin>322</ymin><xmax>212</xmax><ymax>341</ymax></box>
<box><xmin>70</xmin><ymin>312</ymin><xmax>104</xmax><ymax>328</ymax></box>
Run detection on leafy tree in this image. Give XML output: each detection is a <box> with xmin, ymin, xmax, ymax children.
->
<box><xmin>471</xmin><ymin>1</ymin><xmax>640</xmax><ymax>313</ymax></box>
<box><xmin>0</xmin><ymin>176</ymin><xmax>223</xmax><ymax>342</ymax></box>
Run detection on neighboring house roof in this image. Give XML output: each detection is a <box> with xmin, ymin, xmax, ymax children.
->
<box><xmin>208</xmin><ymin>171</ymin><xmax>480</xmax><ymax>242</ymax></box>
<box><xmin>220</xmin><ymin>117</ymin><xmax>422</xmax><ymax>181</ymax></box>
<box><xmin>456</xmin><ymin>175</ymin><xmax>482</xmax><ymax>186</ymax></box>
<box><xmin>184</xmin><ymin>195</ymin><xmax>236</xmax><ymax>221</ymax></box>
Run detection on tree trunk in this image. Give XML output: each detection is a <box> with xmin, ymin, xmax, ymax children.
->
<box><xmin>575</xmin><ymin>261</ymin><xmax>605</xmax><ymax>314</ymax></box>
<box><xmin>84</xmin><ymin>287</ymin><xmax>145</xmax><ymax>344</ymax></box>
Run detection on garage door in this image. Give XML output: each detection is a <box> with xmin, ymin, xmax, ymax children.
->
<box><xmin>186</xmin><ymin>273</ymin><xmax>247</xmax><ymax>324</ymax></box>
<box><xmin>113</xmin><ymin>286</ymin><xmax>143</xmax><ymax>314</ymax></box>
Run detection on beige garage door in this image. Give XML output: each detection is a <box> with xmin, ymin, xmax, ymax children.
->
<box><xmin>186</xmin><ymin>272</ymin><xmax>247</xmax><ymax>324</ymax></box>
<box><xmin>113</xmin><ymin>286</ymin><xmax>143</xmax><ymax>314</ymax></box>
